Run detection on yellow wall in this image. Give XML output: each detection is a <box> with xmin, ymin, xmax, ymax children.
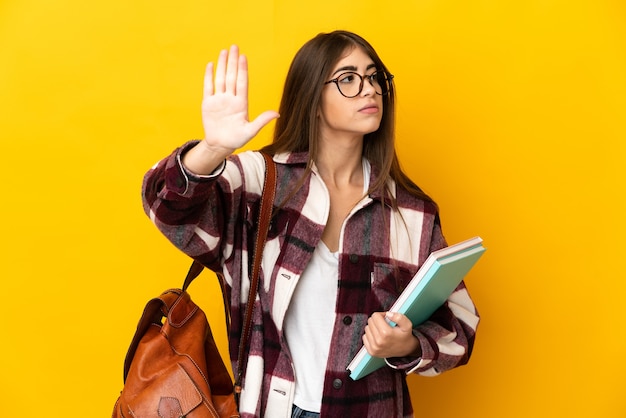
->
<box><xmin>1</xmin><ymin>1</ymin><xmax>624</xmax><ymax>416</ymax></box>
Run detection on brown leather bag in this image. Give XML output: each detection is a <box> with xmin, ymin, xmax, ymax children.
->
<box><xmin>113</xmin><ymin>153</ymin><xmax>276</xmax><ymax>418</ymax></box>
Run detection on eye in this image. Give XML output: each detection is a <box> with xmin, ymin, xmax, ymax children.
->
<box><xmin>337</xmin><ymin>73</ymin><xmax>357</xmax><ymax>84</ymax></box>
<box><xmin>368</xmin><ymin>72</ymin><xmax>381</xmax><ymax>85</ymax></box>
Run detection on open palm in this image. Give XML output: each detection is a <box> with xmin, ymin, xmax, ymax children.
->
<box><xmin>201</xmin><ymin>45</ymin><xmax>279</xmax><ymax>152</ymax></box>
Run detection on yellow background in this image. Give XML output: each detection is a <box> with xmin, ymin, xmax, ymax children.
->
<box><xmin>1</xmin><ymin>0</ymin><xmax>624</xmax><ymax>416</ymax></box>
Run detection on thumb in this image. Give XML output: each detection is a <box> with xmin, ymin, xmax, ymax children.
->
<box><xmin>385</xmin><ymin>312</ymin><xmax>413</xmax><ymax>331</ymax></box>
<box><xmin>247</xmin><ymin>110</ymin><xmax>280</xmax><ymax>136</ymax></box>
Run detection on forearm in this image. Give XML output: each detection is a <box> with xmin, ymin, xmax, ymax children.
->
<box><xmin>141</xmin><ymin>142</ymin><xmax>229</xmax><ymax>266</ymax></box>
<box><xmin>407</xmin><ymin>335</ymin><xmax>422</xmax><ymax>358</ymax></box>
<box><xmin>385</xmin><ymin>283</ymin><xmax>479</xmax><ymax>375</ymax></box>
<box><xmin>414</xmin><ymin>284</ymin><xmax>479</xmax><ymax>375</ymax></box>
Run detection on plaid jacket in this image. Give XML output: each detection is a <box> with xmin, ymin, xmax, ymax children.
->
<box><xmin>142</xmin><ymin>142</ymin><xmax>479</xmax><ymax>418</ymax></box>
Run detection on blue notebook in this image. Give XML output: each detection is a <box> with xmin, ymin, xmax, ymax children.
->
<box><xmin>346</xmin><ymin>236</ymin><xmax>486</xmax><ymax>380</ymax></box>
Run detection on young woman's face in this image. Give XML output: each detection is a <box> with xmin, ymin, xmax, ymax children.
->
<box><xmin>318</xmin><ymin>46</ymin><xmax>384</xmax><ymax>142</ymax></box>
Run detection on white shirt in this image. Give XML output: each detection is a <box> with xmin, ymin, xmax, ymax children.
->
<box><xmin>284</xmin><ymin>159</ymin><xmax>371</xmax><ymax>412</ymax></box>
<box><xmin>284</xmin><ymin>241</ymin><xmax>339</xmax><ymax>412</ymax></box>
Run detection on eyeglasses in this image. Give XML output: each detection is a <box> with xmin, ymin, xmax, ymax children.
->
<box><xmin>324</xmin><ymin>70</ymin><xmax>394</xmax><ymax>98</ymax></box>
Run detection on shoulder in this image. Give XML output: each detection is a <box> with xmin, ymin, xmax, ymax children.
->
<box><xmin>393</xmin><ymin>181</ymin><xmax>439</xmax><ymax>217</ymax></box>
<box><xmin>226</xmin><ymin>150</ymin><xmax>309</xmax><ymax>194</ymax></box>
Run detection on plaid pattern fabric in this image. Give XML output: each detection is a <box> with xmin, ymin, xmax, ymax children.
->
<box><xmin>142</xmin><ymin>141</ymin><xmax>479</xmax><ymax>418</ymax></box>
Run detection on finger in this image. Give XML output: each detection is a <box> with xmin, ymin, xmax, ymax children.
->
<box><xmin>214</xmin><ymin>49</ymin><xmax>228</xmax><ymax>93</ymax></box>
<box><xmin>246</xmin><ymin>110</ymin><xmax>280</xmax><ymax>136</ymax></box>
<box><xmin>385</xmin><ymin>312</ymin><xmax>414</xmax><ymax>332</ymax></box>
<box><xmin>225</xmin><ymin>45</ymin><xmax>239</xmax><ymax>93</ymax></box>
<box><xmin>362</xmin><ymin>332</ymin><xmax>372</xmax><ymax>352</ymax></box>
<box><xmin>370</xmin><ymin>312</ymin><xmax>388</xmax><ymax>329</ymax></box>
<box><xmin>237</xmin><ymin>53</ymin><xmax>249</xmax><ymax>99</ymax></box>
<box><xmin>363</xmin><ymin>324</ymin><xmax>385</xmax><ymax>356</ymax></box>
<box><xmin>362</xmin><ymin>328</ymin><xmax>378</xmax><ymax>355</ymax></box>
<box><xmin>203</xmin><ymin>62</ymin><xmax>214</xmax><ymax>97</ymax></box>
<box><xmin>365</xmin><ymin>315</ymin><xmax>384</xmax><ymax>342</ymax></box>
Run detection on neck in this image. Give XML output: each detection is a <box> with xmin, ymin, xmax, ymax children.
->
<box><xmin>315</xmin><ymin>135</ymin><xmax>364</xmax><ymax>187</ymax></box>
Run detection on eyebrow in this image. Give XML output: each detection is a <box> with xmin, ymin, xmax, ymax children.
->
<box><xmin>332</xmin><ymin>63</ymin><xmax>377</xmax><ymax>76</ymax></box>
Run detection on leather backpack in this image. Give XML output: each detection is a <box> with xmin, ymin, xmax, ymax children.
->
<box><xmin>113</xmin><ymin>153</ymin><xmax>276</xmax><ymax>417</ymax></box>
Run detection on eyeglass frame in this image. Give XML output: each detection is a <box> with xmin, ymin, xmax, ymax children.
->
<box><xmin>324</xmin><ymin>70</ymin><xmax>394</xmax><ymax>98</ymax></box>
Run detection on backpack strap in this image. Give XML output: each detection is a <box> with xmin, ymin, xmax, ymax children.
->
<box><xmin>182</xmin><ymin>152</ymin><xmax>276</xmax><ymax>395</ymax></box>
<box><xmin>234</xmin><ymin>151</ymin><xmax>276</xmax><ymax>394</ymax></box>
<box><xmin>182</xmin><ymin>260</ymin><xmax>205</xmax><ymax>291</ymax></box>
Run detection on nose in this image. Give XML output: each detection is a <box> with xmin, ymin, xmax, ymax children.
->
<box><xmin>360</xmin><ymin>77</ymin><xmax>376</xmax><ymax>96</ymax></box>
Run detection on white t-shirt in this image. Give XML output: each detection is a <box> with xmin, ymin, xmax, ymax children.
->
<box><xmin>284</xmin><ymin>241</ymin><xmax>339</xmax><ymax>412</ymax></box>
<box><xmin>284</xmin><ymin>159</ymin><xmax>371</xmax><ymax>412</ymax></box>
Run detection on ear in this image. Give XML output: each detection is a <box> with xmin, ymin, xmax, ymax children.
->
<box><xmin>316</xmin><ymin>95</ymin><xmax>325</xmax><ymax>118</ymax></box>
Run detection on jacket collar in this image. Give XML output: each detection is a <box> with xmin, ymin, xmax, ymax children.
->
<box><xmin>272</xmin><ymin>151</ymin><xmax>395</xmax><ymax>207</ymax></box>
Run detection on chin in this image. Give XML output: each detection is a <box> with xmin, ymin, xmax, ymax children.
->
<box><xmin>363</xmin><ymin>122</ymin><xmax>383</xmax><ymax>135</ymax></box>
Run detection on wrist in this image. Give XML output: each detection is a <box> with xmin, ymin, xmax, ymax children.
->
<box><xmin>182</xmin><ymin>140</ymin><xmax>233</xmax><ymax>175</ymax></box>
<box><xmin>198</xmin><ymin>140</ymin><xmax>236</xmax><ymax>158</ymax></box>
<box><xmin>407</xmin><ymin>334</ymin><xmax>422</xmax><ymax>358</ymax></box>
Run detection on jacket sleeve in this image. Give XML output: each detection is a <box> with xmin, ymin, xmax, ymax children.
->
<box><xmin>141</xmin><ymin>141</ymin><xmax>265</xmax><ymax>274</ymax></box>
<box><xmin>385</xmin><ymin>214</ymin><xmax>480</xmax><ymax>377</ymax></box>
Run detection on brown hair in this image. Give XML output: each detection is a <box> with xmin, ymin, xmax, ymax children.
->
<box><xmin>262</xmin><ymin>30</ymin><xmax>435</xmax><ymax>208</ymax></box>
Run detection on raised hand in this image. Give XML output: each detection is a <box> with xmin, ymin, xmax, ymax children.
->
<box><xmin>183</xmin><ymin>45</ymin><xmax>279</xmax><ymax>175</ymax></box>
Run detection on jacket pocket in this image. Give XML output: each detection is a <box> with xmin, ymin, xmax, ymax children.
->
<box><xmin>371</xmin><ymin>263</ymin><xmax>415</xmax><ymax>311</ymax></box>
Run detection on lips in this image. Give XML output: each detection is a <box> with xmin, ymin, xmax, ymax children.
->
<box><xmin>359</xmin><ymin>103</ymin><xmax>379</xmax><ymax>113</ymax></box>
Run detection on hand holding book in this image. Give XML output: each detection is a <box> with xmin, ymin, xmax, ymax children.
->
<box><xmin>362</xmin><ymin>312</ymin><xmax>422</xmax><ymax>359</ymax></box>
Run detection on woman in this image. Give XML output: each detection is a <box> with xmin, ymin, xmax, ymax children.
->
<box><xmin>142</xmin><ymin>30</ymin><xmax>479</xmax><ymax>418</ymax></box>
